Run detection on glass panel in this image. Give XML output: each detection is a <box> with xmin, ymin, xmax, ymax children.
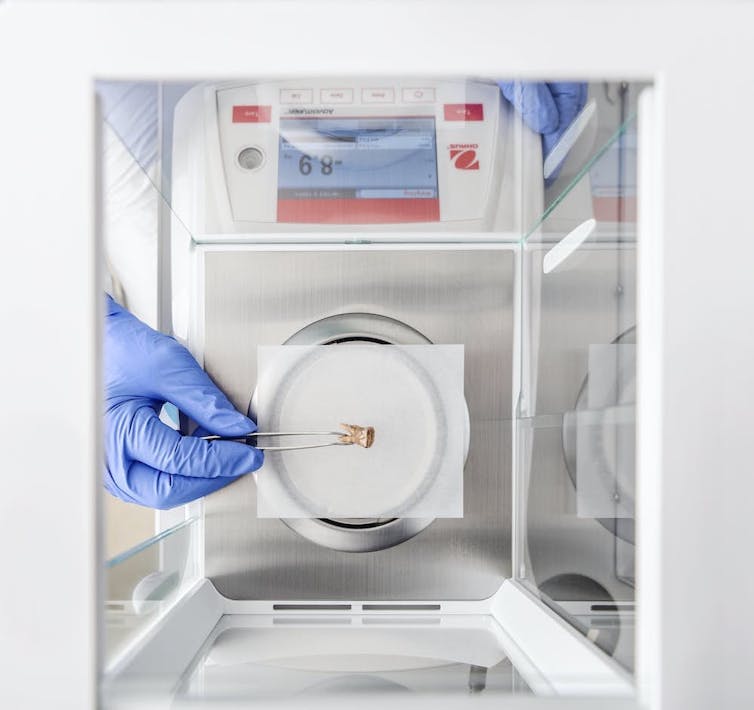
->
<box><xmin>105</xmin><ymin>517</ymin><xmax>199</xmax><ymax>664</ymax></box>
<box><xmin>524</xmin><ymin>81</ymin><xmax>643</xmax><ymax>239</ymax></box>
<box><xmin>515</xmin><ymin>88</ymin><xmax>639</xmax><ymax>672</ymax></box>
<box><xmin>98</xmin><ymin>77</ymin><xmax>535</xmax><ymax>246</ymax></box>
<box><xmin>97</xmin><ymin>79</ymin><xmax>644</xmax><ymax>251</ymax></box>
<box><xmin>525</xmin><ymin>111</ymin><xmax>637</xmax><ymax>241</ymax></box>
<box><xmin>98</xmin><ymin>76</ymin><xmax>644</xmax><ymax>698</ymax></box>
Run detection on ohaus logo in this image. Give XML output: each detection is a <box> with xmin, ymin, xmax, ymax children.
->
<box><xmin>449</xmin><ymin>143</ymin><xmax>479</xmax><ymax>170</ymax></box>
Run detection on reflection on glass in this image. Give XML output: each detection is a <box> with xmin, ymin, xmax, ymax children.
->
<box><xmin>526</xmin><ymin>112</ymin><xmax>637</xmax><ymax>241</ymax></box>
<box><xmin>516</xmin><ymin>81</ymin><xmax>641</xmax><ymax>673</ymax></box>
<box><xmin>176</xmin><ymin>616</ymin><xmax>532</xmax><ymax>702</ymax></box>
<box><xmin>105</xmin><ymin>518</ymin><xmax>198</xmax><ymax>664</ymax></box>
<box><xmin>96</xmin><ymin>77</ymin><xmax>645</xmax><ymax>690</ymax></box>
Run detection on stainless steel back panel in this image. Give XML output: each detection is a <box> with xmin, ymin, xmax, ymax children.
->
<box><xmin>201</xmin><ymin>249</ymin><xmax>514</xmax><ymax>600</ymax></box>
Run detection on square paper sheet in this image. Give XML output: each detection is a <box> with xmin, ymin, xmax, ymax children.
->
<box><xmin>255</xmin><ymin>344</ymin><xmax>465</xmax><ymax>519</ymax></box>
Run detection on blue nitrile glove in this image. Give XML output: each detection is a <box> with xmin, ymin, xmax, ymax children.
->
<box><xmin>499</xmin><ymin>81</ymin><xmax>588</xmax><ymax>182</ymax></box>
<box><xmin>104</xmin><ymin>295</ymin><xmax>263</xmax><ymax>509</ymax></box>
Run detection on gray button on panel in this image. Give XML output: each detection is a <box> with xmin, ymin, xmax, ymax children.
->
<box><xmin>237</xmin><ymin>146</ymin><xmax>265</xmax><ymax>170</ymax></box>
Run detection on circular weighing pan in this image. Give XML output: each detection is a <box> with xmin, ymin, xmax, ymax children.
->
<box><xmin>259</xmin><ymin>344</ymin><xmax>447</xmax><ymax>519</ymax></box>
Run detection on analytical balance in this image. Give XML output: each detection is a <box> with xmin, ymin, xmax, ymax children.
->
<box><xmin>170</xmin><ymin>77</ymin><xmax>536</xmax><ymax>601</ymax></box>
<box><xmin>105</xmin><ymin>76</ymin><xmax>638</xmax><ymax>703</ymax></box>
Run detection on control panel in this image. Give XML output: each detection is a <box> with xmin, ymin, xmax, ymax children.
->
<box><xmin>171</xmin><ymin>78</ymin><xmax>526</xmax><ymax>234</ymax></box>
<box><xmin>214</xmin><ymin>80</ymin><xmax>503</xmax><ymax>227</ymax></box>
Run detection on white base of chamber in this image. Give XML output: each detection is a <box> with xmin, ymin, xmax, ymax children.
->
<box><xmin>104</xmin><ymin>578</ymin><xmax>633</xmax><ymax>707</ymax></box>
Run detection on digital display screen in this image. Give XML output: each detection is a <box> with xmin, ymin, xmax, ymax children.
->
<box><xmin>277</xmin><ymin>117</ymin><xmax>439</xmax><ymax>223</ymax></box>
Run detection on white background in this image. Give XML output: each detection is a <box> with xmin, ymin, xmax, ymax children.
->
<box><xmin>1</xmin><ymin>1</ymin><xmax>753</xmax><ymax>709</ymax></box>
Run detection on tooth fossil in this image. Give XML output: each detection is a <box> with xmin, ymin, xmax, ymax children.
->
<box><xmin>339</xmin><ymin>423</ymin><xmax>375</xmax><ymax>449</ymax></box>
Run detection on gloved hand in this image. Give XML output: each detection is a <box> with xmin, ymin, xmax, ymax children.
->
<box><xmin>499</xmin><ymin>81</ymin><xmax>588</xmax><ymax>182</ymax></box>
<box><xmin>104</xmin><ymin>295</ymin><xmax>263</xmax><ymax>509</ymax></box>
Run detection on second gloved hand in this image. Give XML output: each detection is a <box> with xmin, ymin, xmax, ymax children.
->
<box><xmin>499</xmin><ymin>81</ymin><xmax>588</xmax><ymax>182</ymax></box>
<box><xmin>104</xmin><ymin>296</ymin><xmax>263</xmax><ymax>509</ymax></box>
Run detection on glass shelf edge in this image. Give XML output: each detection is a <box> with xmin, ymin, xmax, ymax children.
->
<box><xmin>523</xmin><ymin>111</ymin><xmax>638</xmax><ymax>242</ymax></box>
<box><xmin>105</xmin><ymin>516</ymin><xmax>198</xmax><ymax>569</ymax></box>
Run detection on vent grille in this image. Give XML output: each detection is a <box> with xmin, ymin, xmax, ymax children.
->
<box><xmin>362</xmin><ymin>604</ymin><xmax>441</xmax><ymax>611</ymax></box>
<box><xmin>272</xmin><ymin>604</ymin><xmax>352</xmax><ymax>611</ymax></box>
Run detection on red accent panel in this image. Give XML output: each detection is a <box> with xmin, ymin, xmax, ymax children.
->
<box><xmin>444</xmin><ymin>103</ymin><xmax>484</xmax><ymax>121</ymax></box>
<box><xmin>278</xmin><ymin>198</ymin><xmax>440</xmax><ymax>224</ymax></box>
<box><xmin>592</xmin><ymin>196</ymin><xmax>637</xmax><ymax>223</ymax></box>
<box><xmin>232</xmin><ymin>105</ymin><xmax>272</xmax><ymax>123</ymax></box>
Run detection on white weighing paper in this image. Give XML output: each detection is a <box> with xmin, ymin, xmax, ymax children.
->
<box><xmin>255</xmin><ymin>345</ymin><xmax>465</xmax><ymax>519</ymax></box>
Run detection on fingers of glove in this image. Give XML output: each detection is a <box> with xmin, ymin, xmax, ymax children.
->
<box><xmin>126</xmin><ymin>405</ymin><xmax>264</xmax><ymax>478</ymax></box>
<box><xmin>150</xmin><ymin>338</ymin><xmax>256</xmax><ymax>437</ymax></box>
<box><xmin>124</xmin><ymin>461</ymin><xmax>247</xmax><ymax>509</ymax></box>
<box><xmin>191</xmin><ymin>424</ymin><xmax>240</xmax><ymax>439</ymax></box>
<box><xmin>545</xmin><ymin>82</ymin><xmax>588</xmax><ymax>132</ymax></box>
<box><xmin>541</xmin><ymin>83</ymin><xmax>589</xmax><ymax>183</ymax></box>
<box><xmin>104</xmin><ymin>468</ymin><xmax>141</xmax><ymax>506</ymax></box>
<box><xmin>499</xmin><ymin>81</ymin><xmax>558</xmax><ymax>135</ymax></box>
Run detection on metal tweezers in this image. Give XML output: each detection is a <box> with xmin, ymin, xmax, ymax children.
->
<box><xmin>201</xmin><ymin>431</ymin><xmax>352</xmax><ymax>452</ymax></box>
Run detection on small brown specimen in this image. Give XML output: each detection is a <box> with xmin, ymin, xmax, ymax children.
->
<box><xmin>339</xmin><ymin>423</ymin><xmax>375</xmax><ymax>448</ymax></box>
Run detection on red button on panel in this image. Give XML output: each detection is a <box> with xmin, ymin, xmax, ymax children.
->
<box><xmin>232</xmin><ymin>105</ymin><xmax>272</xmax><ymax>123</ymax></box>
<box><xmin>444</xmin><ymin>103</ymin><xmax>484</xmax><ymax>121</ymax></box>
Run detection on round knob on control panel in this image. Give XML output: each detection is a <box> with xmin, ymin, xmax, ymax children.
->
<box><xmin>237</xmin><ymin>146</ymin><xmax>264</xmax><ymax>170</ymax></box>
